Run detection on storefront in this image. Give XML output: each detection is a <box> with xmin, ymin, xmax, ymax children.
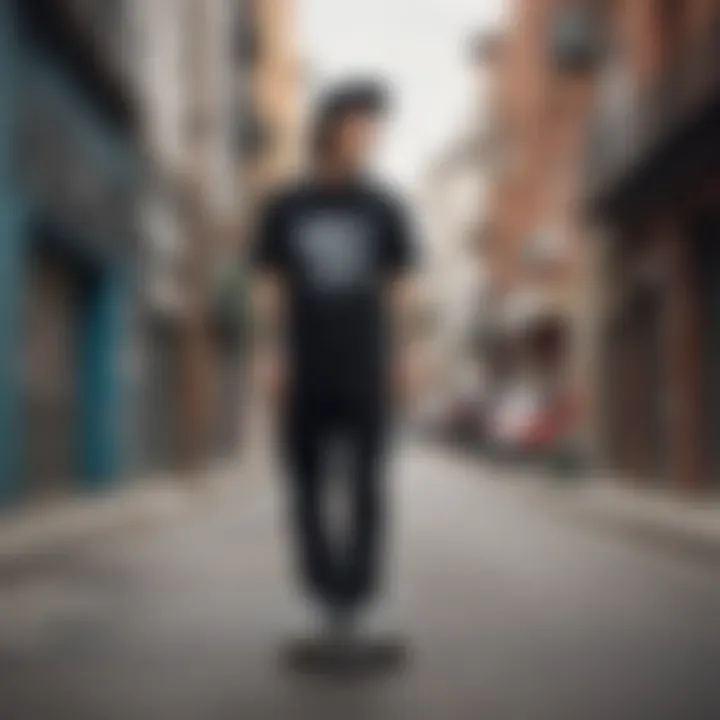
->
<box><xmin>590</xmin><ymin>19</ymin><xmax>720</xmax><ymax>491</ymax></box>
<box><xmin>0</xmin><ymin>2</ymin><xmax>136</xmax><ymax>504</ymax></box>
<box><xmin>599</xmin><ymin>237</ymin><xmax>671</xmax><ymax>486</ymax></box>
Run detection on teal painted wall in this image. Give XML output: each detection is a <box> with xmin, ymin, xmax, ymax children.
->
<box><xmin>81</xmin><ymin>270</ymin><xmax>128</xmax><ymax>490</ymax></box>
<box><xmin>0</xmin><ymin>0</ymin><xmax>26</xmax><ymax>504</ymax></box>
<box><xmin>0</xmin><ymin>6</ymin><xmax>136</xmax><ymax>504</ymax></box>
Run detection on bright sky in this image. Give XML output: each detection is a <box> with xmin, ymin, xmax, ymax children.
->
<box><xmin>299</xmin><ymin>0</ymin><xmax>507</xmax><ymax>191</ymax></box>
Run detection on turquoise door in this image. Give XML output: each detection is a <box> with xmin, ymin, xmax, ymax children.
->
<box><xmin>25</xmin><ymin>242</ymin><xmax>85</xmax><ymax>497</ymax></box>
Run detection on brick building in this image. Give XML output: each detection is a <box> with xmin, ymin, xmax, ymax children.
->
<box><xmin>589</xmin><ymin>0</ymin><xmax>720</xmax><ymax>491</ymax></box>
<box><xmin>481</xmin><ymin>0</ymin><xmax>602</xmax><ymax>451</ymax></box>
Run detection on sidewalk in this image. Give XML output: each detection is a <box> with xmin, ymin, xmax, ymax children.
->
<box><xmin>0</xmin><ymin>464</ymin><xmax>238</xmax><ymax>578</ymax></box>
<box><xmin>3</xmin><ymin>449</ymin><xmax>720</xmax><ymax>579</ymax></box>
<box><xmin>509</xmin><ymin>466</ymin><xmax>720</xmax><ymax>563</ymax></box>
<box><xmin>561</xmin><ymin>477</ymin><xmax>720</xmax><ymax>561</ymax></box>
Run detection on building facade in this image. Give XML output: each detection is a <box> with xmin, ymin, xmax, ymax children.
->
<box><xmin>0</xmin><ymin>0</ymin><xmax>138</xmax><ymax>504</ymax></box>
<box><xmin>243</xmin><ymin>0</ymin><xmax>303</xmax><ymax>205</ymax></box>
<box><xmin>482</xmin><ymin>0</ymin><xmax>602</xmax><ymax>454</ymax></box>
<box><xmin>0</xmin><ymin>0</ymin><xmax>267</xmax><ymax>503</ymax></box>
<box><xmin>128</xmin><ymin>0</ymin><xmax>194</xmax><ymax>475</ymax></box>
<box><xmin>128</xmin><ymin>0</ymin><xmax>268</xmax><ymax>473</ymax></box>
<box><xmin>588</xmin><ymin>0</ymin><xmax>720</xmax><ymax>491</ymax></box>
<box><xmin>418</xmin><ymin>34</ymin><xmax>502</xmax><ymax>402</ymax></box>
<box><xmin>420</xmin><ymin>143</ymin><xmax>489</xmax><ymax>398</ymax></box>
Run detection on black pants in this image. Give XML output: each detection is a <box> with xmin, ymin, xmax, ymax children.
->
<box><xmin>283</xmin><ymin>390</ymin><xmax>387</xmax><ymax>610</ymax></box>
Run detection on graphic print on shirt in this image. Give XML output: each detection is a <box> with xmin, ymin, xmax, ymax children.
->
<box><xmin>293</xmin><ymin>212</ymin><xmax>373</xmax><ymax>293</ymax></box>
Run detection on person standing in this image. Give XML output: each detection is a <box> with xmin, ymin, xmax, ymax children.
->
<box><xmin>252</xmin><ymin>80</ymin><xmax>419</xmax><ymax>632</ymax></box>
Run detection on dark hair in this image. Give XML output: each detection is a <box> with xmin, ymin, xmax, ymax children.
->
<box><xmin>312</xmin><ymin>79</ymin><xmax>390</xmax><ymax>157</ymax></box>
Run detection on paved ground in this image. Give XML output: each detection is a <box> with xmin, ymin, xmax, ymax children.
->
<box><xmin>2</xmin><ymin>442</ymin><xmax>720</xmax><ymax>719</ymax></box>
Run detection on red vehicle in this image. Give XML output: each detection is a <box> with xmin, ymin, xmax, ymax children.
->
<box><xmin>522</xmin><ymin>392</ymin><xmax>579</xmax><ymax>452</ymax></box>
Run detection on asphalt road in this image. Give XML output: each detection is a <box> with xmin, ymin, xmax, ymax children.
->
<box><xmin>1</xmin><ymin>443</ymin><xmax>719</xmax><ymax>719</ymax></box>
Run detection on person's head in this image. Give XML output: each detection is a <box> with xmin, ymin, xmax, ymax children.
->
<box><xmin>312</xmin><ymin>79</ymin><xmax>390</xmax><ymax>175</ymax></box>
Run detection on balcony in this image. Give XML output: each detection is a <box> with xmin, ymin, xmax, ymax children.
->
<box><xmin>587</xmin><ymin>20</ymin><xmax>720</xmax><ymax>218</ymax></box>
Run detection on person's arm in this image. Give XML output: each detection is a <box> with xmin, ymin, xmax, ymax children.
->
<box><xmin>383</xmin><ymin>197</ymin><xmax>424</xmax><ymax>407</ymax></box>
<box><xmin>250</xmin><ymin>196</ymin><xmax>290</xmax><ymax>405</ymax></box>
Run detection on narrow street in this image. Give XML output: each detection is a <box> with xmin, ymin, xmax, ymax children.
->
<box><xmin>2</xmin><ymin>441</ymin><xmax>720</xmax><ymax>720</ymax></box>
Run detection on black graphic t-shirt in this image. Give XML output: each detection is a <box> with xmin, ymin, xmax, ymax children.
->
<box><xmin>253</xmin><ymin>180</ymin><xmax>416</xmax><ymax>399</ymax></box>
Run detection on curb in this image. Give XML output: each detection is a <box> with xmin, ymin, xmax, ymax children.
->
<box><xmin>563</xmin><ymin>489</ymin><xmax>720</xmax><ymax>567</ymax></box>
<box><xmin>530</xmin><ymin>474</ymin><xmax>720</xmax><ymax>567</ymax></box>
<box><xmin>0</xmin><ymin>480</ymin><xmax>190</xmax><ymax>579</ymax></box>
<box><xmin>0</xmin><ymin>461</ymin><xmax>241</xmax><ymax>579</ymax></box>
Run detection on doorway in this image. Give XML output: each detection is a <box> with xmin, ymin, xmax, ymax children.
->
<box><xmin>695</xmin><ymin>216</ymin><xmax>720</xmax><ymax>487</ymax></box>
<box><xmin>608</xmin><ymin>283</ymin><xmax>668</xmax><ymax>484</ymax></box>
<box><xmin>24</xmin><ymin>241</ymin><xmax>87</xmax><ymax>498</ymax></box>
